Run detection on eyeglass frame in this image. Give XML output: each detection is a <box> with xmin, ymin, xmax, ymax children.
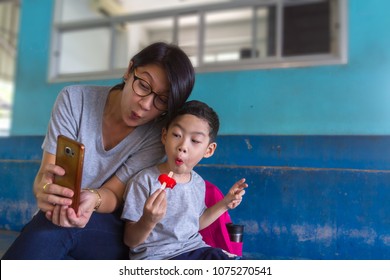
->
<box><xmin>131</xmin><ymin>69</ymin><xmax>169</xmax><ymax>111</ymax></box>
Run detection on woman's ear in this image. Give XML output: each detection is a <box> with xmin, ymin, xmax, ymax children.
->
<box><xmin>124</xmin><ymin>61</ymin><xmax>134</xmax><ymax>81</ymax></box>
<box><xmin>203</xmin><ymin>142</ymin><xmax>217</xmax><ymax>158</ymax></box>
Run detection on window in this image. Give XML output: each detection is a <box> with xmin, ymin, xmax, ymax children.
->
<box><xmin>283</xmin><ymin>1</ymin><xmax>332</xmax><ymax>56</ymax></box>
<box><xmin>0</xmin><ymin>0</ymin><xmax>19</xmax><ymax>136</ymax></box>
<box><xmin>49</xmin><ymin>0</ymin><xmax>347</xmax><ymax>82</ymax></box>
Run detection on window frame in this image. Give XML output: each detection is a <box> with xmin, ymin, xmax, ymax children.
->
<box><xmin>48</xmin><ymin>0</ymin><xmax>348</xmax><ymax>82</ymax></box>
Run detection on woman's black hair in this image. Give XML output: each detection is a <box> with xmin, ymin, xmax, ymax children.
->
<box><xmin>112</xmin><ymin>42</ymin><xmax>195</xmax><ymax>120</ymax></box>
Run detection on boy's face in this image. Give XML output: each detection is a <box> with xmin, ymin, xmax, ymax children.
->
<box><xmin>162</xmin><ymin>114</ymin><xmax>216</xmax><ymax>175</ymax></box>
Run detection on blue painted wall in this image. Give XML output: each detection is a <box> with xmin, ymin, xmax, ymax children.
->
<box><xmin>10</xmin><ymin>0</ymin><xmax>390</xmax><ymax>135</ymax></box>
<box><xmin>2</xmin><ymin>0</ymin><xmax>390</xmax><ymax>260</ymax></box>
<box><xmin>1</xmin><ymin>135</ymin><xmax>390</xmax><ymax>259</ymax></box>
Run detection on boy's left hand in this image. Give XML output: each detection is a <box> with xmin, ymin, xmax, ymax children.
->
<box><xmin>225</xmin><ymin>178</ymin><xmax>248</xmax><ymax>209</ymax></box>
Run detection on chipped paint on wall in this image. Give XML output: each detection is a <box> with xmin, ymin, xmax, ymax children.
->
<box><xmin>0</xmin><ymin>200</ymin><xmax>36</xmax><ymax>231</ymax></box>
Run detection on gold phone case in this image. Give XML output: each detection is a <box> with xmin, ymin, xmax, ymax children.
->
<box><xmin>54</xmin><ymin>135</ymin><xmax>85</xmax><ymax>213</ymax></box>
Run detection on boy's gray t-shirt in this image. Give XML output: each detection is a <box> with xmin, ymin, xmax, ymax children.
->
<box><xmin>42</xmin><ymin>85</ymin><xmax>166</xmax><ymax>189</ymax></box>
<box><xmin>122</xmin><ymin>166</ymin><xmax>208</xmax><ymax>260</ymax></box>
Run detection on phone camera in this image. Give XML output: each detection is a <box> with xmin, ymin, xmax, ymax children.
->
<box><xmin>65</xmin><ymin>147</ymin><xmax>75</xmax><ymax>157</ymax></box>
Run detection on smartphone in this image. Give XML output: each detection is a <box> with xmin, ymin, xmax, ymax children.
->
<box><xmin>54</xmin><ymin>135</ymin><xmax>85</xmax><ymax>213</ymax></box>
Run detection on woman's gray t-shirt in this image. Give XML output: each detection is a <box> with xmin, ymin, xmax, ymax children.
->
<box><xmin>42</xmin><ymin>85</ymin><xmax>166</xmax><ymax>189</ymax></box>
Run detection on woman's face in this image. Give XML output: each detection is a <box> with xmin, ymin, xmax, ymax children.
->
<box><xmin>121</xmin><ymin>64</ymin><xmax>169</xmax><ymax>127</ymax></box>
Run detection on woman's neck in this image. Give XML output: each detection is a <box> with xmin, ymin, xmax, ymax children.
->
<box><xmin>102</xmin><ymin>89</ymin><xmax>134</xmax><ymax>150</ymax></box>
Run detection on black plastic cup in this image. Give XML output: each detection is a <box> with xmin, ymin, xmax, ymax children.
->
<box><xmin>226</xmin><ymin>223</ymin><xmax>244</xmax><ymax>242</ymax></box>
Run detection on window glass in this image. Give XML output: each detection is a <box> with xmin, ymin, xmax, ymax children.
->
<box><xmin>123</xmin><ymin>17</ymin><xmax>174</xmax><ymax>66</ymax></box>
<box><xmin>142</xmin><ymin>18</ymin><xmax>174</xmax><ymax>47</ymax></box>
<box><xmin>177</xmin><ymin>14</ymin><xmax>199</xmax><ymax>67</ymax></box>
<box><xmin>59</xmin><ymin>28</ymin><xmax>111</xmax><ymax>73</ymax></box>
<box><xmin>204</xmin><ymin>8</ymin><xmax>252</xmax><ymax>64</ymax></box>
<box><xmin>256</xmin><ymin>6</ymin><xmax>276</xmax><ymax>59</ymax></box>
<box><xmin>283</xmin><ymin>1</ymin><xmax>331</xmax><ymax>56</ymax></box>
<box><xmin>0</xmin><ymin>1</ymin><xmax>19</xmax><ymax>136</ymax></box>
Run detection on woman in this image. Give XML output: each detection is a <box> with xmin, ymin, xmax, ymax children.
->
<box><xmin>2</xmin><ymin>42</ymin><xmax>195</xmax><ymax>260</ymax></box>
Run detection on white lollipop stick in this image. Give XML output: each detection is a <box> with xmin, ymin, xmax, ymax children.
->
<box><xmin>160</xmin><ymin>171</ymin><xmax>174</xmax><ymax>190</ymax></box>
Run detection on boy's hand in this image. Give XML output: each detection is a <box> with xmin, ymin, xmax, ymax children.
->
<box><xmin>225</xmin><ymin>178</ymin><xmax>248</xmax><ymax>209</ymax></box>
<box><xmin>142</xmin><ymin>188</ymin><xmax>167</xmax><ymax>226</ymax></box>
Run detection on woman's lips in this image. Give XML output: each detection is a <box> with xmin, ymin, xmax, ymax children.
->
<box><xmin>130</xmin><ymin>111</ymin><xmax>141</xmax><ymax>120</ymax></box>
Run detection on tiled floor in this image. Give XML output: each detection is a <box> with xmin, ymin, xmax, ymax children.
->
<box><xmin>0</xmin><ymin>230</ymin><xmax>19</xmax><ymax>258</ymax></box>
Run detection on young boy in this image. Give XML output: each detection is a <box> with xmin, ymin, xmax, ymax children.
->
<box><xmin>121</xmin><ymin>100</ymin><xmax>248</xmax><ymax>260</ymax></box>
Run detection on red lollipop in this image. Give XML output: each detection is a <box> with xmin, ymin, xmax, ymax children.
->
<box><xmin>158</xmin><ymin>171</ymin><xmax>176</xmax><ymax>190</ymax></box>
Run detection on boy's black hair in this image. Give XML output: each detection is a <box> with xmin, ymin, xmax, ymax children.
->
<box><xmin>167</xmin><ymin>100</ymin><xmax>220</xmax><ymax>143</ymax></box>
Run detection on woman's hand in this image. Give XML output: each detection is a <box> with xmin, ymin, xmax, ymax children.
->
<box><xmin>47</xmin><ymin>189</ymin><xmax>97</xmax><ymax>228</ymax></box>
<box><xmin>34</xmin><ymin>152</ymin><xmax>74</xmax><ymax>213</ymax></box>
<box><xmin>35</xmin><ymin>152</ymin><xmax>125</xmax><ymax>228</ymax></box>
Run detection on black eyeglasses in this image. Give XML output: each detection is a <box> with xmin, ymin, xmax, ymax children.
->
<box><xmin>132</xmin><ymin>69</ymin><xmax>169</xmax><ymax>111</ymax></box>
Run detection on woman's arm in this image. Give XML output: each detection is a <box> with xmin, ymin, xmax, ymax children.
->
<box><xmin>95</xmin><ymin>175</ymin><xmax>126</xmax><ymax>213</ymax></box>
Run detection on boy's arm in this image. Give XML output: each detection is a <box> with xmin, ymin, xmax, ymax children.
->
<box><xmin>199</xmin><ymin>200</ymin><xmax>230</xmax><ymax>230</ymax></box>
<box><xmin>124</xmin><ymin>188</ymin><xmax>167</xmax><ymax>248</ymax></box>
<box><xmin>199</xmin><ymin>178</ymin><xmax>247</xmax><ymax>230</ymax></box>
<box><xmin>124</xmin><ymin>218</ymin><xmax>157</xmax><ymax>248</ymax></box>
